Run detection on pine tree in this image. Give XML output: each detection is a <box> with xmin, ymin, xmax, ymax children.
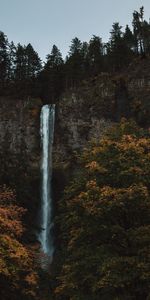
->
<box><xmin>81</xmin><ymin>41</ymin><xmax>90</xmax><ymax>78</ymax></box>
<box><xmin>41</xmin><ymin>45</ymin><xmax>64</xmax><ymax>102</ymax></box>
<box><xmin>14</xmin><ymin>43</ymin><xmax>26</xmax><ymax>81</ymax></box>
<box><xmin>124</xmin><ymin>25</ymin><xmax>134</xmax><ymax>50</ymax></box>
<box><xmin>25</xmin><ymin>43</ymin><xmax>42</xmax><ymax>78</ymax></box>
<box><xmin>8</xmin><ymin>41</ymin><xmax>16</xmax><ymax>80</ymax></box>
<box><xmin>142</xmin><ymin>19</ymin><xmax>150</xmax><ymax>55</ymax></box>
<box><xmin>66</xmin><ymin>37</ymin><xmax>84</xmax><ymax>86</ymax></box>
<box><xmin>0</xmin><ymin>31</ymin><xmax>9</xmax><ymax>91</ymax></box>
<box><xmin>88</xmin><ymin>35</ymin><xmax>103</xmax><ymax>75</ymax></box>
<box><xmin>132</xmin><ymin>6</ymin><xmax>146</xmax><ymax>55</ymax></box>
<box><xmin>69</xmin><ymin>37</ymin><xmax>82</xmax><ymax>56</ymax></box>
<box><xmin>46</xmin><ymin>44</ymin><xmax>63</xmax><ymax>68</ymax></box>
<box><xmin>107</xmin><ymin>23</ymin><xmax>133</xmax><ymax>71</ymax></box>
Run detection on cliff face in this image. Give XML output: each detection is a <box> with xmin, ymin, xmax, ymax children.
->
<box><xmin>0</xmin><ymin>97</ymin><xmax>42</xmax><ymax>175</ymax></box>
<box><xmin>0</xmin><ymin>97</ymin><xmax>42</xmax><ymax>232</ymax></box>
<box><xmin>53</xmin><ymin>92</ymin><xmax>112</xmax><ymax>203</ymax></box>
<box><xmin>0</xmin><ymin>58</ymin><xmax>149</xmax><ymax>222</ymax></box>
<box><xmin>54</xmin><ymin>92</ymin><xmax>112</xmax><ymax>166</ymax></box>
<box><xmin>0</xmin><ymin>60</ymin><xmax>149</xmax><ymax>176</ymax></box>
<box><xmin>54</xmin><ymin>58</ymin><xmax>150</xmax><ymax>169</ymax></box>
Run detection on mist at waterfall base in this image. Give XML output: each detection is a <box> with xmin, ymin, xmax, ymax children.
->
<box><xmin>38</xmin><ymin>104</ymin><xmax>55</xmax><ymax>267</ymax></box>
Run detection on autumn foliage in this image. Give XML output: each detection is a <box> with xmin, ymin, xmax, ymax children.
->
<box><xmin>55</xmin><ymin>120</ymin><xmax>150</xmax><ymax>300</ymax></box>
<box><xmin>0</xmin><ymin>186</ymin><xmax>39</xmax><ymax>300</ymax></box>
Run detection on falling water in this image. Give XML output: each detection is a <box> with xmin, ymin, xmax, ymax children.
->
<box><xmin>38</xmin><ymin>104</ymin><xmax>55</xmax><ymax>260</ymax></box>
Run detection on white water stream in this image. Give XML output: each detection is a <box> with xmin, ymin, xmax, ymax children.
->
<box><xmin>38</xmin><ymin>104</ymin><xmax>55</xmax><ymax>259</ymax></box>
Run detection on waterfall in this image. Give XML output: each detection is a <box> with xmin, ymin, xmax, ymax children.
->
<box><xmin>38</xmin><ymin>104</ymin><xmax>55</xmax><ymax>260</ymax></box>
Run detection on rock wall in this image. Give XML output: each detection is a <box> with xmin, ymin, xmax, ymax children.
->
<box><xmin>0</xmin><ymin>61</ymin><xmax>149</xmax><ymax>181</ymax></box>
<box><xmin>0</xmin><ymin>58</ymin><xmax>149</xmax><ymax>218</ymax></box>
<box><xmin>0</xmin><ymin>97</ymin><xmax>42</xmax><ymax>234</ymax></box>
<box><xmin>53</xmin><ymin>92</ymin><xmax>113</xmax><ymax>204</ymax></box>
<box><xmin>0</xmin><ymin>97</ymin><xmax>42</xmax><ymax>176</ymax></box>
<box><xmin>53</xmin><ymin>58</ymin><xmax>150</xmax><ymax>179</ymax></box>
<box><xmin>54</xmin><ymin>92</ymin><xmax>112</xmax><ymax>167</ymax></box>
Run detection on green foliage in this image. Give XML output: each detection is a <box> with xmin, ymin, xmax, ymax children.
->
<box><xmin>15</xmin><ymin>43</ymin><xmax>42</xmax><ymax>81</ymax></box>
<box><xmin>14</xmin><ymin>43</ymin><xmax>42</xmax><ymax>96</ymax></box>
<box><xmin>0</xmin><ymin>31</ymin><xmax>9</xmax><ymax>89</ymax></box>
<box><xmin>55</xmin><ymin>121</ymin><xmax>150</xmax><ymax>300</ymax></box>
<box><xmin>88</xmin><ymin>35</ymin><xmax>104</xmax><ymax>75</ymax></box>
<box><xmin>107</xmin><ymin>23</ymin><xmax>134</xmax><ymax>71</ymax></box>
<box><xmin>40</xmin><ymin>45</ymin><xmax>64</xmax><ymax>102</ymax></box>
<box><xmin>0</xmin><ymin>6</ymin><xmax>150</xmax><ymax>98</ymax></box>
<box><xmin>66</xmin><ymin>37</ymin><xmax>85</xmax><ymax>86</ymax></box>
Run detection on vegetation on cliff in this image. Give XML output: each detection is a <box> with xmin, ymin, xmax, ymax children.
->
<box><xmin>1</xmin><ymin>121</ymin><xmax>150</xmax><ymax>300</ymax></box>
<box><xmin>54</xmin><ymin>120</ymin><xmax>150</xmax><ymax>300</ymax></box>
<box><xmin>0</xmin><ymin>186</ymin><xmax>39</xmax><ymax>300</ymax></box>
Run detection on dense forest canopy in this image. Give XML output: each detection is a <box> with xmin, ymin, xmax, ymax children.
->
<box><xmin>0</xmin><ymin>7</ymin><xmax>150</xmax><ymax>100</ymax></box>
<box><xmin>54</xmin><ymin>121</ymin><xmax>150</xmax><ymax>300</ymax></box>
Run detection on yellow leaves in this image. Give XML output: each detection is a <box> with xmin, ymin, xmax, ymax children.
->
<box><xmin>86</xmin><ymin>161</ymin><xmax>107</xmax><ymax>174</ymax></box>
<box><xmin>100</xmin><ymin>186</ymin><xmax>117</xmax><ymax>199</ymax></box>
<box><xmin>0</xmin><ymin>185</ymin><xmax>16</xmax><ymax>204</ymax></box>
<box><xmin>86</xmin><ymin>179</ymin><xmax>97</xmax><ymax>189</ymax></box>
<box><xmin>68</xmin><ymin>228</ymin><xmax>83</xmax><ymax>250</ymax></box>
<box><xmin>91</xmin><ymin>146</ymin><xmax>103</xmax><ymax>155</ymax></box>
<box><xmin>55</xmin><ymin>121</ymin><xmax>150</xmax><ymax>299</ymax></box>
<box><xmin>128</xmin><ymin>166</ymin><xmax>145</xmax><ymax>175</ymax></box>
<box><xmin>0</xmin><ymin>205</ymin><xmax>25</xmax><ymax>238</ymax></box>
<box><xmin>77</xmin><ymin>191</ymin><xmax>88</xmax><ymax>200</ymax></box>
<box><xmin>0</xmin><ymin>186</ymin><xmax>39</xmax><ymax>298</ymax></box>
<box><xmin>100</xmin><ymin>184</ymin><xmax>149</xmax><ymax>202</ymax></box>
<box><xmin>119</xmin><ymin>135</ymin><xmax>150</xmax><ymax>153</ymax></box>
<box><xmin>25</xmin><ymin>272</ymin><xmax>38</xmax><ymax>286</ymax></box>
<box><xmin>0</xmin><ymin>234</ymin><xmax>29</xmax><ymax>268</ymax></box>
<box><xmin>122</xmin><ymin>134</ymin><xmax>134</xmax><ymax>142</ymax></box>
<box><xmin>86</xmin><ymin>160</ymin><xmax>99</xmax><ymax>170</ymax></box>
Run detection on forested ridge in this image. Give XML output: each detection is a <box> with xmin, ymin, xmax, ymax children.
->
<box><xmin>0</xmin><ymin>7</ymin><xmax>150</xmax><ymax>100</ymax></box>
<box><xmin>0</xmin><ymin>6</ymin><xmax>150</xmax><ymax>300</ymax></box>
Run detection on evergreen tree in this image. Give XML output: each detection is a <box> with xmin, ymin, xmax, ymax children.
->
<box><xmin>25</xmin><ymin>43</ymin><xmax>42</xmax><ymax>78</ymax></box>
<box><xmin>8</xmin><ymin>41</ymin><xmax>16</xmax><ymax>80</ymax></box>
<box><xmin>69</xmin><ymin>37</ymin><xmax>82</xmax><ymax>56</ymax></box>
<box><xmin>124</xmin><ymin>25</ymin><xmax>134</xmax><ymax>50</ymax></box>
<box><xmin>107</xmin><ymin>23</ymin><xmax>133</xmax><ymax>71</ymax></box>
<box><xmin>66</xmin><ymin>37</ymin><xmax>84</xmax><ymax>86</ymax></box>
<box><xmin>88</xmin><ymin>35</ymin><xmax>104</xmax><ymax>75</ymax></box>
<box><xmin>14</xmin><ymin>43</ymin><xmax>26</xmax><ymax>81</ymax></box>
<box><xmin>0</xmin><ymin>31</ymin><xmax>9</xmax><ymax>90</ymax></box>
<box><xmin>13</xmin><ymin>43</ymin><xmax>42</xmax><ymax>95</ymax></box>
<box><xmin>132</xmin><ymin>6</ymin><xmax>146</xmax><ymax>55</ymax></box>
<box><xmin>41</xmin><ymin>45</ymin><xmax>64</xmax><ymax>102</ymax></box>
<box><xmin>45</xmin><ymin>44</ymin><xmax>63</xmax><ymax>68</ymax></box>
<box><xmin>80</xmin><ymin>41</ymin><xmax>90</xmax><ymax>77</ymax></box>
<box><xmin>142</xmin><ymin>20</ymin><xmax>150</xmax><ymax>54</ymax></box>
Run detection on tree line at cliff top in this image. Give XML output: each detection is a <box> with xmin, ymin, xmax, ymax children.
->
<box><xmin>0</xmin><ymin>7</ymin><xmax>150</xmax><ymax>100</ymax></box>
